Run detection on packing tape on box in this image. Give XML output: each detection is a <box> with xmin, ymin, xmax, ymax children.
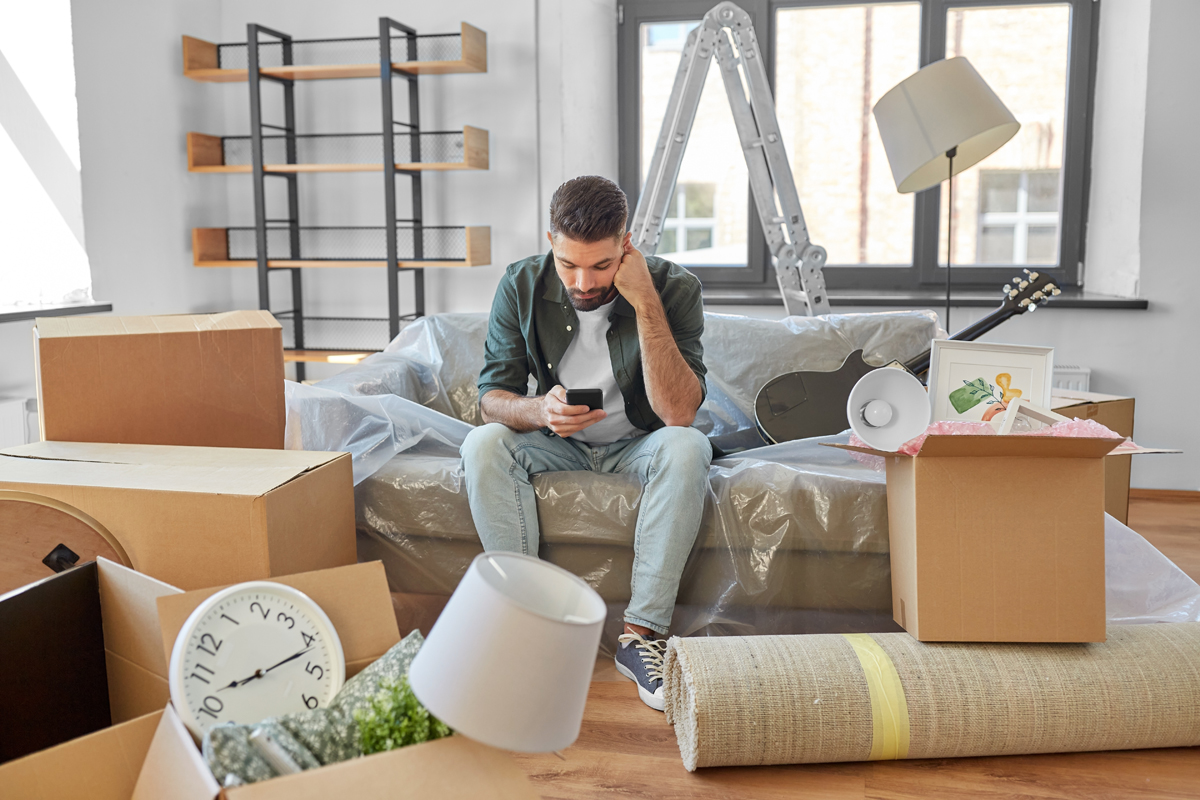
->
<box><xmin>841</xmin><ymin>633</ymin><xmax>910</xmax><ymax>760</ymax></box>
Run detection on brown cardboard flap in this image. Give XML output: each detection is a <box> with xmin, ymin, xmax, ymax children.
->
<box><xmin>0</xmin><ymin>710</ymin><xmax>163</xmax><ymax>800</ymax></box>
<box><xmin>105</xmin><ymin>651</ymin><xmax>171</xmax><ymax>724</ymax></box>
<box><xmin>130</xmin><ymin>705</ymin><xmax>220</xmax><ymax>800</ymax></box>
<box><xmin>0</xmin><ymin>444</ymin><xmax>344</xmax><ymax>498</ymax></box>
<box><xmin>97</xmin><ymin>558</ymin><xmax>182</xmax><ymax>723</ymax></box>
<box><xmin>226</xmin><ymin>736</ymin><xmax>540</xmax><ymax>800</ymax></box>
<box><xmin>823</xmin><ymin>442</ymin><xmax>891</xmax><ymax>458</ymax></box>
<box><xmin>3</xmin><ymin>441</ymin><xmax>338</xmax><ymax>471</ymax></box>
<box><xmin>915</xmin><ymin>435</ymin><xmax>1122</xmax><ymax>458</ymax></box>
<box><xmin>1050</xmin><ymin>388</ymin><xmax>1132</xmax><ymax>406</ymax></box>
<box><xmin>36</xmin><ymin>310</ymin><xmax>279</xmax><ymax>340</ymax></box>
<box><xmin>157</xmin><ymin>562</ymin><xmax>400</xmax><ymax>681</ymax></box>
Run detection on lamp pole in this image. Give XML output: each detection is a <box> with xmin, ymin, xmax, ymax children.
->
<box><xmin>945</xmin><ymin>146</ymin><xmax>956</xmax><ymax>330</ymax></box>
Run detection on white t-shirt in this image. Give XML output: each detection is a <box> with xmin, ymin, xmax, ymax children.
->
<box><xmin>556</xmin><ymin>298</ymin><xmax>641</xmax><ymax>444</ymax></box>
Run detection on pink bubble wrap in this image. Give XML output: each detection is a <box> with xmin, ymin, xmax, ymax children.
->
<box><xmin>847</xmin><ymin>417</ymin><xmax>1126</xmax><ymax>460</ymax></box>
<box><xmin>1023</xmin><ymin>417</ymin><xmax>1121</xmax><ymax>439</ymax></box>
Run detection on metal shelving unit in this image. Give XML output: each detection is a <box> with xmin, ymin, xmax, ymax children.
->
<box><xmin>183</xmin><ymin>19</ymin><xmax>489</xmax><ymax>374</ymax></box>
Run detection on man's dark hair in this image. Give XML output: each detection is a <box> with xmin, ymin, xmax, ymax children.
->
<box><xmin>549</xmin><ymin>176</ymin><xmax>628</xmax><ymax>243</ymax></box>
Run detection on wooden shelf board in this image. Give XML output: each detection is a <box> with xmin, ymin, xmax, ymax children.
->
<box><xmin>185</xmin><ymin>60</ymin><xmax>483</xmax><ymax>83</ymax></box>
<box><xmin>285</xmin><ymin>350</ymin><xmax>375</xmax><ymax>364</ymax></box>
<box><xmin>189</xmin><ymin>162</ymin><xmax>483</xmax><ymax>174</ymax></box>
<box><xmin>195</xmin><ymin>259</ymin><xmax>481</xmax><ymax>268</ymax></box>
<box><xmin>183</xmin><ymin>24</ymin><xmax>487</xmax><ymax>82</ymax></box>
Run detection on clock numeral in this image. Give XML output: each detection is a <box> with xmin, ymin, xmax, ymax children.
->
<box><xmin>277</xmin><ymin>612</ymin><xmax>296</xmax><ymax>630</ymax></box>
<box><xmin>250</xmin><ymin>602</ymin><xmax>270</xmax><ymax>620</ymax></box>
<box><xmin>301</xmin><ymin>631</ymin><xmax>316</xmax><ymax>647</ymax></box>
<box><xmin>197</xmin><ymin>633</ymin><xmax>222</xmax><ymax>658</ymax></box>
<box><xmin>190</xmin><ymin>671</ymin><xmax>211</xmax><ymax>684</ymax></box>
<box><xmin>220</xmin><ymin>613</ymin><xmax>240</xmax><ymax>625</ymax></box>
<box><xmin>197</xmin><ymin>695</ymin><xmax>224</xmax><ymax>719</ymax></box>
<box><xmin>302</xmin><ymin>694</ymin><xmax>319</xmax><ymax>709</ymax></box>
<box><xmin>305</xmin><ymin>662</ymin><xmax>324</xmax><ymax>681</ymax></box>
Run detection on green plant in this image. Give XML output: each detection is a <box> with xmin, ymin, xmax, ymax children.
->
<box><xmin>354</xmin><ymin>675</ymin><xmax>452</xmax><ymax>755</ymax></box>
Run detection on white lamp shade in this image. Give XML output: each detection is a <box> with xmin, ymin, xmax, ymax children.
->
<box><xmin>408</xmin><ymin>552</ymin><xmax>606</xmax><ymax>753</ymax></box>
<box><xmin>873</xmin><ymin>56</ymin><xmax>1020</xmax><ymax>193</ymax></box>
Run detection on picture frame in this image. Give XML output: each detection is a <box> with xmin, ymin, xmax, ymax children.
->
<box><xmin>927</xmin><ymin>340</ymin><xmax>1054</xmax><ymax>424</ymax></box>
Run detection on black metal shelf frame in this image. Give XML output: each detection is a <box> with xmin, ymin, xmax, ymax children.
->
<box><xmin>242</xmin><ymin>18</ymin><xmax>439</xmax><ymax>379</ymax></box>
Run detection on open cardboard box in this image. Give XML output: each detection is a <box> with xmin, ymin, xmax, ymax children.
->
<box><xmin>0</xmin><ymin>442</ymin><xmax>355</xmax><ymax>591</ymax></box>
<box><xmin>1051</xmin><ymin>389</ymin><xmax>1136</xmax><ymax>523</ymax></box>
<box><xmin>33</xmin><ymin>310</ymin><xmax>286</xmax><ymax>450</ymax></box>
<box><xmin>0</xmin><ymin>560</ymin><xmax>539</xmax><ymax>799</ymax></box>
<box><xmin>0</xmin><ymin>558</ymin><xmax>182</xmax><ymax>765</ymax></box>
<box><xmin>828</xmin><ymin>435</ymin><xmax>1173</xmax><ymax>643</ymax></box>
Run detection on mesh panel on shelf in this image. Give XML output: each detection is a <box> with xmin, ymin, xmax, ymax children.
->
<box><xmin>226</xmin><ymin>226</ymin><xmax>468</xmax><ymax>261</ymax></box>
<box><xmin>217</xmin><ymin>33</ymin><xmax>462</xmax><ymax>70</ymax></box>
<box><xmin>220</xmin><ymin>131</ymin><xmax>466</xmax><ymax>166</ymax></box>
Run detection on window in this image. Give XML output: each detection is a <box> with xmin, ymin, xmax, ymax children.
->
<box><xmin>978</xmin><ymin>169</ymin><xmax>1060</xmax><ymax>265</ymax></box>
<box><xmin>660</xmin><ymin>183</ymin><xmax>719</xmax><ymax>262</ymax></box>
<box><xmin>617</xmin><ymin>0</ymin><xmax>1097</xmax><ymax>294</ymax></box>
<box><xmin>0</xmin><ymin>0</ymin><xmax>93</xmax><ymax>311</ymax></box>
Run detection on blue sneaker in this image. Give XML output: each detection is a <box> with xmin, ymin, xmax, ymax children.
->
<box><xmin>614</xmin><ymin>632</ymin><xmax>667</xmax><ymax>711</ymax></box>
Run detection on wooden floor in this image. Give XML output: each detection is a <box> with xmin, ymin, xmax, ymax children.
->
<box><xmin>511</xmin><ymin>495</ymin><xmax>1200</xmax><ymax>799</ymax></box>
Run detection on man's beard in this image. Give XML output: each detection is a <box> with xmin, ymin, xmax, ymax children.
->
<box><xmin>567</xmin><ymin>285</ymin><xmax>618</xmax><ymax>312</ymax></box>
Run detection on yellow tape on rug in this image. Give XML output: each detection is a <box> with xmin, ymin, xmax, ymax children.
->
<box><xmin>841</xmin><ymin>633</ymin><xmax>910</xmax><ymax>760</ymax></box>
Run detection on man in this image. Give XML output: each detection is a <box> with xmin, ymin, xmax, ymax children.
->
<box><xmin>460</xmin><ymin>175</ymin><xmax>712</xmax><ymax>711</ymax></box>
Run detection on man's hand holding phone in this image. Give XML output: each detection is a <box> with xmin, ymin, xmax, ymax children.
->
<box><xmin>542</xmin><ymin>385</ymin><xmax>606</xmax><ymax>436</ymax></box>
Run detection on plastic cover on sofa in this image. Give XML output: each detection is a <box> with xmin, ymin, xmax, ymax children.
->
<box><xmin>284</xmin><ymin>311</ymin><xmax>1200</xmax><ymax>649</ymax></box>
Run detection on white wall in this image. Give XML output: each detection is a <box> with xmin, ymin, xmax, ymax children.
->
<box><xmin>5</xmin><ymin>0</ymin><xmax>1193</xmax><ymax>488</ymax></box>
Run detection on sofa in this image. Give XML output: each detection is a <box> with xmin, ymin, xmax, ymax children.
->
<box><xmin>285</xmin><ymin>310</ymin><xmax>948</xmax><ymax>644</ymax></box>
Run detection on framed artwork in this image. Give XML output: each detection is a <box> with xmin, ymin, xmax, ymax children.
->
<box><xmin>927</xmin><ymin>340</ymin><xmax>1054</xmax><ymax>423</ymax></box>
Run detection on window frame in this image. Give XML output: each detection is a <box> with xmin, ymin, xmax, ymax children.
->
<box><xmin>617</xmin><ymin>0</ymin><xmax>1098</xmax><ymax>292</ymax></box>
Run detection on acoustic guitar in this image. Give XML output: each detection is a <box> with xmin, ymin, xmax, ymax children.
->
<box><xmin>754</xmin><ymin>270</ymin><xmax>1061</xmax><ymax>445</ymax></box>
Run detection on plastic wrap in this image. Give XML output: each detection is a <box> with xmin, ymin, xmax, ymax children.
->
<box><xmin>285</xmin><ymin>310</ymin><xmax>1200</xmax><ymax>651</ymax></box>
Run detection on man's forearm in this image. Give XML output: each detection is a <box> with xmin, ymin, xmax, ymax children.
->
<box><xmin>634</xmin><ymin>296</ymin><xmax>702</xmax><ymax>427</ymax></box>
<box><xmin>480</xmin><ymin>389</ymin><xmax>547</xmax><ymax>432</ymax></box>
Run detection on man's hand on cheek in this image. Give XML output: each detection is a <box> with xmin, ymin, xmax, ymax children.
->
<box><xmin>613</xmin><ymin>235</ymin><xmax>657</xmax><ymax>312</ymax></box>
<box><xmin>542</xmin><ymin>385</ymin><xmax>607</xmax><ymax>436</ymax></box>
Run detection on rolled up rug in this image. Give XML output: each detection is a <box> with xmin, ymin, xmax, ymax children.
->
<box><xmin>663</xmin><ymin>624</ymin><xmax>1200</xmax><ymax>771</ymax></box>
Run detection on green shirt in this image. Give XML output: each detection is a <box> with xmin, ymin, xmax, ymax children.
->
<box><xmin>477</xmin><ymin>252</ymin><xmax>708</xmax><ymax>434</ymax></box>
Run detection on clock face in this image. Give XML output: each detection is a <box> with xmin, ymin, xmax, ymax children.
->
<box><xmin>169</xmin><ymin>581</ymin><xmax>346</xmax><ymax>738</ymax></box>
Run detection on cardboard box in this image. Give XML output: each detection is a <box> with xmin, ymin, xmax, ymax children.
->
<box><xmin>0</xmin><ymin>442</ymin><xmax>355</xmax><ymax>591</ymax></box>
<box><xmin>832</xmin><ymin>435</ymin><xmax>1127</xmax><ymax>643</ymax></box>
<box><xmin>0</xmin><ymin>706</ymin><xmax>538</xmax><ymax>800</ymax></box>
<box><xmin>1051</xmin><ymin>389</ymin><xmax>1135</xmax><ymax>523</ymax></box>
<box><xmin>34</xmin><ymin>310</ymin><xmax>285</xmax><ymax>449</ymax></box>
<box><xmin>0</xmin><ymin>559</ymin><xmax>183</xmax><ymax>765</ymax></box>
<box><xmin>0</xmin><ymin>559</ymin><xmax>540</xmax><ymax>799</ymax></box>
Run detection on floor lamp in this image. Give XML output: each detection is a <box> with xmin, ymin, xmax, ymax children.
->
<box><xmin>873</xmin><ymin>57</ymin><xmax>1020</xmax><ymax>330</ymax></box>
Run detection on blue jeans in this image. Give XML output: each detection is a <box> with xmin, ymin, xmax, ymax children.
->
<box><xmin>460</xmin><ymin>424</ymin><xmax>712</xmax><ymax>635</ymax></box>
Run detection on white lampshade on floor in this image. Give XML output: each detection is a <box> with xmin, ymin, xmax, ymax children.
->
<box><xmin>408</xmin><ymin>552</ymin><xmax>606</xmax><ymax>753</ymax></box>
<box><xmin>873</xmin><ymin>56</ymin><xmax>1020</xmax><ymax>194</ymax></box>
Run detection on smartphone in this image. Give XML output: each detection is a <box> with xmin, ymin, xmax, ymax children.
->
<box><xmin>565</xmin><ymin>388</ymin><xmax>603</xmax><ymax>411</ymax></box>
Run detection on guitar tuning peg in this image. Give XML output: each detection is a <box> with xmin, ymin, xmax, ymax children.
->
<box><xmin>1018</xmin><ymin>280</ymin><xmax>1029</xmax><ymax>289</ymax></box>
<box><xmin>1029</xmin><ymin>271</ymin><xmax>1040</xmax><ymax>280</ymax></box>
<box><xmin>1009</xmin><ymin>290</ymin><xmax>1019</xmax><ymax>298</ymax></box>
<box><xmin>1052</xmin><ymin>287</ymin><xmax>1061</xmax><ymax>296</ymax></box>
<box><xmin>1023</xmin><ymin>268</ymin><xmax>1031</xmax><ymax>275</ymax></box>
<box><xmin>1032</xmin><ymin>291</ymin><xmax>1045</xmax><ymax>300</ymax></box>
<box><xmin>1012</xmin><ymin>276</ymin><xmax>1022</xmax><ymax>284</ymax></box>
<box><xmin>1019</xmin><ymin>298</ymin><xmax>1031</xmax><ymax>308</ymax></box>
<box><xmin>1003</xmin><ymin>284</ymin><xmax>1012</xmax><ymax>293</ymax></box>
<box><xmin>1027</xmin><ymin>302</ymin><xmax>1037</xmax><ymax>312</ymax></box>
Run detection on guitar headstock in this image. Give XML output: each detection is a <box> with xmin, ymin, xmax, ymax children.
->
<box><xmin>1000</xmin><ymin>269</ymin><xmax>1060</xmax><ymax>314</ymax></box>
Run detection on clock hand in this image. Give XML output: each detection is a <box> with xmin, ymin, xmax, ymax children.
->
<box><xmin>217</xmin><ymin>648</ymin><xmax>313</xmax><ymax>691</ymax></box>
<box><xmin>260</xmin><ymin>647</ymin><xmax>313</xmax><ymax>676</ymax></box>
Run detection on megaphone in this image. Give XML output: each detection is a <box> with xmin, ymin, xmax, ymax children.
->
<box><xmin>847</xmin><ymin>367</ymin><xmax>931</xmax><ymax>451</ymax></box>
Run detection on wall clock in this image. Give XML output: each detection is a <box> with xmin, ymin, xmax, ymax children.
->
<box><xmin>169</xmin><ymin>581</ymin><xmax>346</xmax><ymax>738</ymax></box>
